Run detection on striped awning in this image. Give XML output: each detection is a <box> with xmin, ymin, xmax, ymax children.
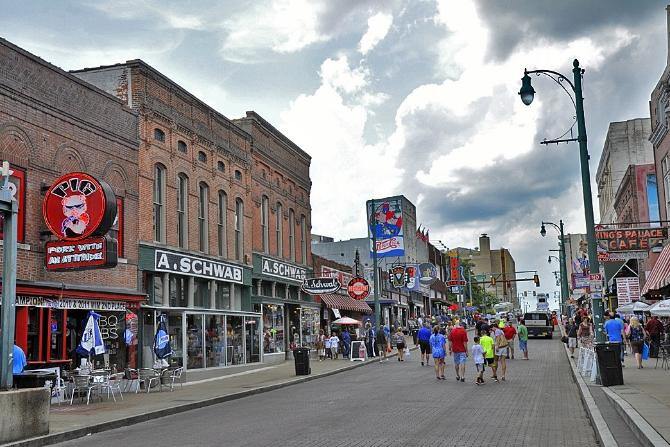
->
<box><xmin>642</xmin><ymin>244</ymin><xmax>670</xmax><ymax>295</ymax></box>
<box><xmin>319</xmin><ymin>294</ymin><xmax>373</xmax><ymax>314</ymax></box>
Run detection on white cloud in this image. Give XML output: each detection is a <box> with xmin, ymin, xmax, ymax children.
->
<box><xmin>320</xmin><ymin>55</ymin><xmax>369</xmax><ymax>94</ymax></box>
<box><xmin>359</xmin><ymin>12</ymin><xmax>393</xmax><ymax>55</ymax></box>
<box><xmin>89</xmin><ymin>0</ymin><xmax>205</xmax><ymax>30</ymax></box>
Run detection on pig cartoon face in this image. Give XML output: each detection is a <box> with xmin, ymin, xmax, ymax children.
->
<box><xmin>61</xmin><ymin>194</ymin><xmax>90</xmax><ymax>237</ymax></box>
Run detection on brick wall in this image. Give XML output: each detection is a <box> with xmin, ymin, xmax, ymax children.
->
<box><xmin>0</xmin><ymin>39</ymin><xmax>140</xmax><ymax>291</ymax></box>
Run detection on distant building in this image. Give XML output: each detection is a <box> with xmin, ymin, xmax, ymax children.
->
<box><xmin>596</xmin><ymin>118</ymin><xmax>653</xmax><ymax>224</ymax></box>
<box><xmin>613</xmin><ymin>164</ymin><xmax>659</xmax><ymax>225</ymax></box>
<box><xmin>467</xmin><ymin>234</ymin><xmax>518</xmax><ymax>306</ymax></box>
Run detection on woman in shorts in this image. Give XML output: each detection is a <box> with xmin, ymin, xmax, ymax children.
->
<box><xmin>429</xmin><ymin>325</ymin><xmax>447</xmax><ymax>380</ymax></box>
<box><xmin>394</xmin><ymin>328</ymin><xmax>406</xmax><ymax>362</ymax></box>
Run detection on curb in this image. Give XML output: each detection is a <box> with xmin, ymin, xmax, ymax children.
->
<box><xmin>560</xmin><ymin>332</ymin><xmax>617</xmax><ymax>447</ymax></box>
<box><xmin>601</xmin><ymin>387</ymin><xmax>670</xmax><ymax>447</ymax></box>
<box><xmin>2</xmin><ymin>346</ymin><xmax>415</xmax><ymax>447</ymax></box>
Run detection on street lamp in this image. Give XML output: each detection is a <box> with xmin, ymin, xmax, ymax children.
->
<box><xmin>522</xmin><ymin>60</ymin><xmax>605</xmax><ymax>343</ymax></box>
<box><xmin>541</xmin><ymin>220</ymin><xmax>570</xmax><ymax>318</ymax></box>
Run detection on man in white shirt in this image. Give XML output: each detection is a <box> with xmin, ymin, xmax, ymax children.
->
<box><xmin>329</xmin><ymin>333</ymin><xmax>340</xmax><ymax>359</ymax></box>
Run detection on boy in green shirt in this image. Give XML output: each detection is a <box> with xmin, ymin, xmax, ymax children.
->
<box><xmin>479</xmin><ymin>331</ymin><xmax>496</xmax><ymax>381</ymax></box>
<box><xmin>517</xmin><ymin>320</ymin><xmax>529</xmax><ymax>360</ymax></box>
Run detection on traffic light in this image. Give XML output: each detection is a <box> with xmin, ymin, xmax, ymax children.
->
<box><xmin>490</xmin><ymin>276</ymin><xmax>496</xmax><ymax>286</ymax></box>
<box><xmin>533</xmin><ymin>274</ymin><xmax>540</xmax><ymax>287</ymax></box>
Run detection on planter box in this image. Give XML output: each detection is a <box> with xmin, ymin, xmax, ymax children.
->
<box><xmin>0</xmin><ymin>388</ymin><xmax>50</xmax><ymax>444</ymax></box>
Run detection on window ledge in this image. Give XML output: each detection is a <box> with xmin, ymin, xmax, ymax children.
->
<box><xmin>118</xmin><ymin>258</ymin><xmax>128</xmax><ymax>264</ymax></box>
<box><xmin>0</xmin><ymin>240</ymin><xmax>31</xmax><ymax>250</ymax></box>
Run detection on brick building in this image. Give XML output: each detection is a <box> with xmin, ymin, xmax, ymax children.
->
<box><xmin>74</xmin><ymin>61</ymin><xmax>264</xmax><ymax>370</ymax></box>
<box><xmin>0</xmin><ymin>38</ymin><xmax>143</xmax><ymax>370</ymax></box>
<box><xmin>232</xmin><ymin>112</ymin><xmax>317</xmax><ymax>362</ymax></box>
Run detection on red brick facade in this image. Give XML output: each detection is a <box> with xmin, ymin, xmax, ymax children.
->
<box><xmin>0</xmin><ymin>38</ymin><xmax>140</xmax><ymax>291</ymax></box>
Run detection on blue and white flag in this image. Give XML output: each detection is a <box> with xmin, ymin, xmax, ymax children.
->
<box><xmin>153</xmin><ymin>315</ymin><xmax>173</xmax><ymax>359</ymax></box>
<box><xmin>76</xmin><ymin>311</ymin><xmax>105</xmax><ymax>356</ymax></box>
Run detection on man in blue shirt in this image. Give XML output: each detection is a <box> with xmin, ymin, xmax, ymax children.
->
<box><xmin>13</xmin><ymin>344</ymin><xmax>27</xmax><ymax>374</ymax></box>
<box><xmin>341</xmin><ymin>329</ymin><xmax>351</xmax><ymax>358</ymax></box>
<box><xmin>417</xmin><ymin>323</ymin><xmax>432</xmax><ymax>366</ymax></box>
<box><xmin>603</xmin><ymin>313</ymin><xmax>625</xmax><ymax>365</ymax></box>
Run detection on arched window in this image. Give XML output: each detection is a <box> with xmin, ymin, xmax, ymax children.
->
<box><xmin>300</xmin><ymin>215</ymin><xmax>307</xmax><ymax>264</ymax></box>
<box><xmin>288</xmin><ymin>209</ymin><xmax>295</xmax><ymax>262</ymax></box>
<box><xmin>234</xmin><ymin>169</ymin><xmax>242</xmax><ymax>181</ymax></box>
<box><xmin>176</xmin><ymin>173</ymin><xmax>189</xmax><ymax>248</ymax></box>
<box><xmin>177</xmin><ymin>140</ymin><xmax>187</xmax><ymax>153</ymax></box>
<box><xmin>235</xmin><ymin>198</ymin><xmax>244</xmax><ymax>261</ymax></box>
<box><xmin>153</xmin><ymin>164</ymin><xmax>166</xmax><ymax>242</ymax></box>
<box><xmin>218</xmin><ymin>191</ymin><xmax>228</xmax><ymax>257</ymax></box>
<box><xmin>275</xmin><ymin>202</ymin><xmax>283</xmax><ymax>257</ymax></box>
<box><xmin>198</xmin><ymin>182</ymin><xmax>209</xmax><ymax>253</ymax></box>
<box><xmin>261</xmin><ymin>195</ymin><xmax>269</xmax><ymax>253</ymax></box>
<box><xmin>217</xmin><ymin>161</ymin><xmax>226</xmax><ymax>173</ymax></box>
<box><xmin>154</xmin><ymin>128</ymin><xmax>165</xmax><ymax>142</ymax></box>
<box><xmin>198</xmin><ymin>151</ymin><xmax>207</xmax><ymax>163</ymax></box>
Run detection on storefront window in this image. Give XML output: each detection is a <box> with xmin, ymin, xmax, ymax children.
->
<box><xmin>48</xmin><ymin>309</ymin><xmax>65</xmax><ymax>361</ymax></box>
<box><xmin>170</xmin><ymin>275</ymin><xmax>189</xmax><ymax>307</ymax></box>
<box><xmin>215</xmin><ymin>282</ymin><xmax>231</xmax><ymax>309</ymax></box>
<box><xmin>194</xmin><ymin>278</ymin><xmax>210</xmax><ymax>308</ymax></box>
<box><xmin>206</xmin><ymin>315</ymin><xmax>226</xmax><ymax>367</ymax></box>
<box><xmin>167</xmin><ymin>312</ymin><xmax>183</xmax><ymax>367</ymax></box>
<box><xmin>153</xmin><ymin>274</ymin><xmax>164</xmax><ymax>305</ymax></box>
<box><xmin>288</xmin><ymin>286</ymin><xmax>298</xmax><ymax>301</ymax></box>
<box><xmin>27</xmin><ymin>307</ymin><xmax>41</xmax><ymax>362</ymax></box>
<box><xmin>261</xmin><ymin>281</ymin><xmax>273</xmax><ymax>297</ymax></box>
<box><xmin>140</xmin><ymin>311</ymin><xmax>156</xmax><ymax>368</ymax></box>
<box><xmin>245</xmin><ymin>317</ymin><xmax>261</xmax><ymax>363</ymax></box>
<box><xmin>261</xmin><ymin>304</ymin><xmax>284</xmax><ymax>354</ymax></box>
<box><xmin>301</xmin><ymin>308</ymin><xmax>319</xmax><ymax>350</ymax></box>
<box><xmin>98</xmin><ymin>312</ymin><xmax>126</xmax><ymax>370</ymax></box>
<box><xmin>187</xmin><ymin>314</ymin><xmax>204</xmax><ymax>369</ymax></box>
<box><xmin>288</xmin><ymin>306</ymin><xmax>301</xmax><ymax>349</ymax></box>
<box><xmin>275</xmin><ymin>283</ymin><xmax>286</xmax><ymax>299</ymax></box>
<box><xmin>226</xmin><ymin>316</ymin><xmax>244</xmax><ymax>365</ymax></box>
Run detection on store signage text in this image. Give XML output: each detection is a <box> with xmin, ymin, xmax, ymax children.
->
<box><xmin>155</xmin><ymin>249</ymin><xmax>243</xmax><ymax>284</ymax></box>
<box><xmin>46</xmin><ymin>236</ymin><xmax>117</xmax><ymax>271</ymax></box>
<box><xmin>261</xmin><ymin>257</ymin><xmax>307</xmax><ymax>282</ymax></box>
<box><xmin>347</xmin><ymin>277</ymin><xmax>370</xmax><ymax>300</ymax></box>
<box><xmin>10</xmin><ymin>295</ymin><xmax>127</xmax><ymax>311</ymax></box>
<box><xmin>301</xmin><ymin>277</ymin><xmax>341</xmax><ymax>295</ymax></box>
<box><xmin>596</xmin><ymin>227</ymin><xmax>667</xmax><ymax>252</ymax></box>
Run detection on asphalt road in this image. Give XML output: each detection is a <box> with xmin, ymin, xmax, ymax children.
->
<box><xmin>53</xmin><ymin>336</ymin><xmax>597</xmax><ymax>447</ymax></box>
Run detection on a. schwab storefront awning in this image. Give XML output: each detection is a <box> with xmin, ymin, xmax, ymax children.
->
<box><xmin>642</xmin><ymin>244</ymin><xmax>670</xmax><ymax>296</ymax></box>
<box><xmin>319</xmin><ymin>294</ymin><xmax>373</xmax><ymax>314</ymax></box>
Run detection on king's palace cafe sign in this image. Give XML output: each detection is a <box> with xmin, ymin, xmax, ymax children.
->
<box><xmin>0</xmin><ymin>295</ymin><xmax>127</xmax><ymax>311</ymax></box>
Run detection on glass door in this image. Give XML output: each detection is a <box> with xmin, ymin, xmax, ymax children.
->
<box><xmin>186</xmin><ymin>314</ymin><xmax>204</xmax><ymax>369</ymax></box>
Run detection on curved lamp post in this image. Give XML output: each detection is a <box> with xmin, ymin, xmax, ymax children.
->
<box><xmin>521</xmin><ymin>60</ymin><xmax>605</xmax><ymax>343</ymax></box>
<box><xmin>541</xmin><ymin>221</ymin><xmax>570</xmax><ymax>314</ymax></box>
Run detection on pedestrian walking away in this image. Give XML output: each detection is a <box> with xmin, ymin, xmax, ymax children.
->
<box><xmin>604</xmin><ymin>313</ymin><xmax>625</xmax><ymax>366</ymax></box>
<box><xmin>517</xmin><ymin>319</ymin><xmax>529</xmax><ymax>360</ymax></box>
<box><xmin>316</xmin><ymin>329</ymin><xmax>326</xmax><ymax>361</ymax></box>
<box><xmin>325</xmin><ymin>333</ymin><xmax>333</xmax><ymax>359</ymax></box>
<box><xmin>480</xmin><ymin>329</ymin><xmax>496</xmax><ymax>381</ymax></box>
<box><xmin>565</xmin><ymin>318</ymin><xmax>578</xmax><ymax>358</ymax></box>
<box><xmin>471</xmin><ymin>336</ymin><xmax>485</xmax><ymax>385</ymax></box>
<box><xmin>449</xmin><ymin>321</ymin><xmax>468</xmax><ymax>382</ymax></box>
<box><xmin>494</xmin><ymin>321</ymin><xmax>508</xmax><ymax>381</ymax></box>
<box><xmin>376</xmin><ymin>325</ymin><xmax>389</xmax><ymax>363</ymax></box>
<box><xmin>365</xmin><ymin>323</ymin><xmax>375</xmax><ymax>358</ymax></box>
<box><xmin>429</xmin><ymin>325</ymin><xmax>447</xmax><ymax>380</ymax></box>
<box><xmin>394</xmin><ymin>328</ymin><xmax>406</xmax><ymax>362</ymax></box>
<box><xmin>645</xmin><ymin>315</ymin><xmax>664</xmax><ymax>358</ymax></box>
<box><xmin>342</xmin><ymin>329</ymin><xmax>351</xmax><ymax>358</ymax></box>
<box><xmin>627</xmin><ymin>316</ymin><xmax>647</xmax><ymax>369</ymax></box>
<box><xmin>503</xmin><ymin>321</ymin><xmax>517</xmax><ymax>359</ymax></box>
<box><xmin>329</xmin><ymin>332</ymin><xmax>340</xmax><ymax>359</ymax></box>
<box><xmin>417</xmin><ymin>322</ymin><xmax>432</xmax><ymax>366</ymax></box>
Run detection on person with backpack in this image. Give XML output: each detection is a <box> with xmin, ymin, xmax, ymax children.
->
<box><xmin>627</xmin><ymin>316</ymin><xmax>647</xmax><ymax>369</ymax></box>
<box><xmin>493</xmin><ymin>320</ymin><xmax>509</xmax><ymax>381</ymax></box>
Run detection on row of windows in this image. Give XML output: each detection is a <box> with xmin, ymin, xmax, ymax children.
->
<box><xmin>260</xmin><ymin>196</ymin><xmax>307</xmax><ymax>264</ymax></box>
<box><xmin>154</xmin><ymin>128</ymin><xmax>243</xmax><ymax>181</ymax></box>
<box><xmin>154</xmin><ymin>164</ymin><xmax>245</xmax><ymax>261</ymax></box>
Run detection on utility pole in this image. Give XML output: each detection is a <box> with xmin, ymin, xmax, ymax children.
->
<box><xmin>0</xmin><ymin>162</ymin><xmax>18</xmax><ymax>389</ymax></box>
<box><xmin>369</xmin><ymin>199</ymin><xmax>381</xmax><ymax>335</ymax></box>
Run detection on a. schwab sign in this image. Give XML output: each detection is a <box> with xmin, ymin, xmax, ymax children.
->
<box><xmin>154</xmin><ymin>249</ymin><xmax>243</xmax><ymax>284</ymax></box>
<box><xmin>260</xmin><ymin>256</ymin><xmax>307</xmax><ymax>283</ymax></box>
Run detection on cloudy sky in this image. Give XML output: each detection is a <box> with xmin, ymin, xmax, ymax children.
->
<box><xmin>2</xmin><ymin>0</ymin><xmax>668</xmax><ymax>300</ymax></box>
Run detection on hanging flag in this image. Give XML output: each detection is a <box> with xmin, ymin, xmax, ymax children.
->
<box><xmin>77</xmin><ymin>311</ymin><xmax>105</xmax><ymax>356</ymax></box>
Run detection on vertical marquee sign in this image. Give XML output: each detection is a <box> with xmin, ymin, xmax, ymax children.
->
<box><xmin>42</xmin><ymin>172</ymin><xmax>118</xmax><ymax>270</ymax></box>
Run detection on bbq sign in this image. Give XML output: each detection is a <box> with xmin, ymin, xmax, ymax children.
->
<box><xmin>43</xmin><ymin>172</ymin><xmax>118</xmax><ymax>271</ymax></box>
<box><xmin>43</xmin><ymin>172</ymin><xmax>117</xmax><ymax>241</ymax></box>
<box><xmin>596</xmin><ymin>227</ymin><xmax>668</xmax><ymax>252</ymax></box>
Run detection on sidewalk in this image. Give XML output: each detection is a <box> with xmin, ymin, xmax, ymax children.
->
<box><xmin>6</xmin><ymin>337</ymin><xmax>416</xmax><ymax>447</ymax></box>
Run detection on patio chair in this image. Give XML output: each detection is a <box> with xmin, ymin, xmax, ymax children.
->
<box><xmin>656</xmin><ymin>344</ymin><xmax>670</xmax><ymax>370</ymax></box>
<box><xmin>123</xmin><ymin>368</ymin><xmax>139</xmax><ymax>393</ymax></box>
<box><xmin>162</xmin><ymin>367</ymin><xmax>184</xmax><ymax>392</ymax></box>
<box><xmin>50</xmin><ymin>377</ymin><xmax>68</xmax><ymax>405</ymax></box>
<box><xmin>69</xmin><ymin>375</ymin><xmax>97</xmax><ymax>405</ymax></box>
<box><xmin>137</xmin><ymin>368</ymin><xmax>160</xmax><ymax>393</ymax></box>
<box><xmin>93</xmin><ymin>372</ymin><xmax>124</xmax><ymax>402</ymax></box>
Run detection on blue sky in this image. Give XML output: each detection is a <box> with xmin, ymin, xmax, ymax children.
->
<box><xmin>2</xmin><ymin>0</ymin><xmax>668</xmax><ymax>299</ymax></box>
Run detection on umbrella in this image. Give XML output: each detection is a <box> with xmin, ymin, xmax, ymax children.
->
<box><xmin>650</xmin><ymin>299</ymin><xmax>670</xmax><ymax>317</ymax></box>
<box><xmin>332</xmin><ymin>317</ymin><xmax>362</xmax><ymax>325</ymax></box>
<box><xmin>153</xmin><ymin>314</ymin><xmax>173</xmax><ymax>361</ymax></box>
<box><xmin>76</xmin><ymin>311</ymin><xmax>105</xmax><ymax>357</ymax></box>
<box><xmin>616</xmin><ymin>302</ymin><xmax>651</xmax><ymax>314</ymax></box>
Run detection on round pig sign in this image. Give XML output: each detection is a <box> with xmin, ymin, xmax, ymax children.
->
<box><xmin>42</xmin><ymin>172</ymin><xmax>117</xmax><ymax>241</ymax></box>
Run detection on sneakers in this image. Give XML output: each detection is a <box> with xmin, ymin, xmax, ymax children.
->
<box><xmin>421</xmin><ymin>361</ymin><xmax>424</xmax><ymax>366</ymax></box>
<box><xmin>460</xmin><ymin>378</ymin><xmax>465</xmax><ymax>382</ymax></box>
<box><xmin>493</xmin><ymin>376</ymin><xmax>499</xmax><ymax>383</ymax></box>
<box><xmin>456</xmin><ymin>376</ymin><xmax>460</xmax><ymax>381</ymax></box>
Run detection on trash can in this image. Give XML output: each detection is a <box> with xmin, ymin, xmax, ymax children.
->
<box><xmin>293</xmin><ymin>347</ymin><xmax>311</xmax><ymax>376</ymax></box>
<box><xmin>594</xmin><ymin>342</ymin><xmax>624</xmax><ymax>387</ymax></box>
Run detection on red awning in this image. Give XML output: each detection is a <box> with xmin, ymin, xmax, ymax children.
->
<box><xmin>319</xmin><ymin>294</ymin><xmax>373</xmax><ymax>314</ymax></box>
<box><xmin>642</xmin><ymin>244</ymin><xmax>670</xmax><ymax>295</ymax></box>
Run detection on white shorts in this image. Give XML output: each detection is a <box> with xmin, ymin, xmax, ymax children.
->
<box><xmin>495</xmin><ymin>348</ymin><xmax>507</xmax><ymax>357</ymax></box>
<box><xmin>568</xmin><ymin>337</ymin><xmax>577</xmax><ymax>348</ymax></box>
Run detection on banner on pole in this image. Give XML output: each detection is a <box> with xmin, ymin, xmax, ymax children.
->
<box><xmin>367</xmin><ymin>198</ymin><xmax>404</xmax><ymax>258</ymax></box>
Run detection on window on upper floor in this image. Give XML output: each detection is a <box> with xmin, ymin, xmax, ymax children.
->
<box><xmin>177</xmin><ymin>140</ymin><xmax>187</xmax><ymax>153</ymax></box>
<box><xmin>111</xmin><ymin>197</ymin><xmax>125</xmax><ymax>258</ymax></box>
<box><xmin>217</xmin><ymin>161</ymin><xmax>226</xmax><ymax>173</ymax></box>
<box><xmin>198</xmin><ymin>182</ymin><xmax>209</xmax><ymax>253</ymax></box>
<box><xmin>300</xmin><ymin>215</ymin><xmax>307</xmax><ymax>265</ymax></box>
<box><xmin>177</xmin><ymin>173</ymin><xmax>189</xmax><ymax>249</ymax></box>
<box><xmin>261</xmin><ymin>195</ymin><xmax>269</xmax><ymax>254</ymax></box>
<box><xmin>218</xmin><ymin>190</ymin><xmax>228</xmax><ymax>257</ymax></box>
<box><xmin>198</xmin><ymin>151</ymin><xmax>207</xmax><ymax>163</ymax></box>
<box><xmin>276</xmin><ymin>202</ymin><xmax>283</xmax><ymax>257</ymax></box>
<box><xmin>153</xmin><ymin>164</ymin><xmax>166</xmax><ymax>242</ymax></box>
<box><xmin>154</xmin><ymin>128</ymin><xmax>165</xmax><ymax>142</ymax></box>
<box><xmin>235</xmin><ymin>170</ymin><xmax>242</xmax><ymax>181</ymax></box>
<box><xmin>235</xmin><ymin>198</ymin><xmax>244</xmax><ymax>261</ymax></box>
<box><xmin>288</xmin><ymin>209</ymin><xmax>296</xmax><ymax>262</ymax></box>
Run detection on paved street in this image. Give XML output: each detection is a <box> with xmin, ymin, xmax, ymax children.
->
<box><xmin>54</xmin><ymin>337</ymin><xmax>597</xmax><ymax>447</ymax></box>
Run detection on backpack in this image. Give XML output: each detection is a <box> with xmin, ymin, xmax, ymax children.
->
<box><xmin>630</xmin><ymin>326</ymin><xmax>644</xmax><ymax>342</ymax></box>
<box><xmin>495</xmin><ymin>332</ymin><xmax>509</xmax><ymax>349</ymax></box>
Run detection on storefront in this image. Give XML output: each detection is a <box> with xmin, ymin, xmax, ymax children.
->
<box><xmin>5</xmin><ymin>283</ymin><xmax>144</xmax><ymax>371</ymax></box>
<box><xmin>319</xmin><ymin>294</ymin><xmax>372</xmax><ymax>332</ymax></box>
<box><xmin>251</xmin><ymin>253</ymin><xmax>319</xmax><ymax>363</ymax></box>
<box><xmin>138</xmin><ymin>244</ymin><xmax>260</xmax><ymax>370</ymax></box>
